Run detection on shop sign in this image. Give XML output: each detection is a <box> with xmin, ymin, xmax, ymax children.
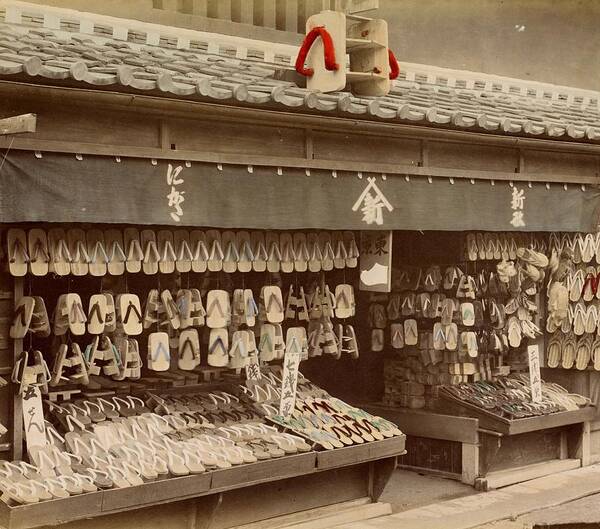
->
<box><xmin>166</xmin><ymin>163</ymin><xmax>185</xmax><ymax>222</ymax></box>
<box><xmin>352</xmin><ymin>177</ymin><xmax>393</xmax><ymax>226</ymax></box>
<box><xmin>245</xmin><ymin>353</ymin><xmax>262</xmax><ymax>381</ymax></box>
<box><xmin>279</xmin><ymin>336</ymin><xmax>302</xmax><ymax>416</ymax></box>
<box><xmin>527</xmin><ymin>345</ymin><xmax>542</xmax><ymax>403</ymax></box>
<box><xmin>510</xmin><ymin>185</ymin><xmax>526</xmax><ymax>228</ymax></box>
<box><xmin>21</xmin><ymin>385</ymin><xmax>46</xmax><ymax>455</ymax></box>
<box><xmin>359</xmin><ymin>231</ymin><xmax>392</xmax><ymax>292</ymax></box>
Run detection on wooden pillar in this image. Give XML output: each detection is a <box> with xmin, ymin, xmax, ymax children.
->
<box><xmin>231</xmin><ymin>0</ymin><xmax>253</xmax><ymax>24</ymax></box>
<box><xmin>183</xmin><ymin>0</ymin><xmax>208</xmax><ymax>16</ymax></box>
<box><xmin>461</xmin><ymin>443</ymin><xmax>480</xmax><ymax>485</ymax></box>
<box><xmin>261</xmin><ymin>0</ymin><xmax>277</xmax><ymax>28</ymax></box>
<box><xmin>207</xmin><ymin>0</ymin><xmax>231</xmax><ymax>20</ymax></box>
<box><xmin>11</xmin><ymin>277</ymin><xmax>23</xmax><ymax>461</ymax></box>
<box><xmin>276</xmin><ymin>0</ymin><xmax>298</xmax><ymax>32</ymax></box>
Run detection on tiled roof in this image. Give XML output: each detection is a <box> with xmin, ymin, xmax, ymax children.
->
<box><xmin>2</xmin><ymin>9</ymin><xmax>600</xmax><ymax>142</ymax></box>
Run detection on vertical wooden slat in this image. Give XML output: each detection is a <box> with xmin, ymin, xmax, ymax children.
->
<box><xmin>188</xmin><ymin>0</ymin><xmax>208</xmax><ymax>16</ymax></box>
<box><xmin>207</xmin><ymin>0</ymin><xmax>231</xmax><ymax>20</ymax></box>
<box><xmin>231</xmin><ymin>0</ymin><xmax>253</xmax><ymax>24</ymax></box>
<box><xmin>261</xmin><ymin>0</ymin><xmax>277</xmax><ymax>28</ymax></box>
<box><xmin>11</xmin><ymin>277</ymin><xmax>22</xmax><ymax>461</ymax></box>
<box><xmin>276</xmin><ymin>0</ymin><xmax>298</xmax><ymax>32</ymax></box>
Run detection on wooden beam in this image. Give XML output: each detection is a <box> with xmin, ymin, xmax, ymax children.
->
<box><xmin>4</xmin><ymin>82</ymin><xmax>600</xmax><ymax>160</ymax></box>
<box><xmin>0</xmin><ymin>113</ymin><xmax>36</xmax><ymax>136</ymax></box>
<box><xmin>1</xmin><ymin>136</ymin><xmax>599</xmax><ymax>185</ymax></box>
<box><xmin>11</xmin><ymin>277</ymin><xmax>23</xmax><ymax>461</ymax></box>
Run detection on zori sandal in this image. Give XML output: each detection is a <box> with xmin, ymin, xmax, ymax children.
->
<box><xmin>87</xmin><ymin>228</ymin><xmax>109</xmax><ymax>277</ymax></box>
<box><xmin>236</xmin><ymin>231</ymin><xmax>254</xmax><ymax>273</ymax></box>
<box><xmin>27</xmin><ymin>228</ymin><xmax>49</xmax><ymax>277</ymax></box>
<box><xmin>263</xmin><ymin>286</ymin><xmax>284</xmax><ymax>324</ymax></box>
<box><xmin>141</xmin><ymin>229</ymin><xmax>160</xmax><ymax>275</ymax></box>
<box><xmin>10</xmin><ymin>296</ymin><xmax>35</xmax><ymax>339</ymax></box>
<box><xmin>280</xmin><ymin>233</ymin><xmax>295</xmax><ymax>274</ymax></box>
<box><xmin>87</xmin><ymin>294</ymin><xmax>107</xmax><ymax>335</ymax></box>
<box><xmin>251</xmin><ymin>231</ymin><xmax>268</xmax><ymax>273</ymax></box>
<box><xmin>178</xmin><ymin>328</ymin><xmax>201</xmax><ymax>371</ymax></box>
<box><xmin>332</xmin><ymin>232</ymin><xmax>348</xmax><ymax>270</ymax></box>
<box><xmin>174</xmin><ymin>229</ymin><xmax>193</xmax><ymax>274</ymax></box>
<box><xmin>7</xmin><ymin>228</ymin><xmax>29</xmax><ymax>277</ymax></box>
<box><xmin>48</xmin><ymin>228</ymin><xmax>71</xmax><ymax>276</ymax></box>
<box><xmin>104</xmin><ymin>228</ymin><xmax>126</xmax><ymax>276</ymax></box>
<box><xmin>222</xmin><ymin>231</ymin><xmax>239</xmax><ymax>274</ymax></box>
<box><xmin>68</xmin><ymin>228</ymin><xmax>89</xmax><ymax>276</ymax></box>
<box><xmin>293</xmin><ymin>232</ymin><xmax>309</xmax><ymax>273</ymax></box>
<box><xmin>207</xmin><ymin>328</ymin><xmax>229</xmax><ymax>367</ymax></box>
<box><xmin>307</xmin><ymin>233</ymin><xmax>322</xmax><ymax>273</ymax></box>
<box><xmin>123</xmin><ymin>227</ymin><xmax>143</xmax><ymax>274</ymax></box>
<box><xmin>147</xmin><ymin>332</ymin><xmax>171</xmax><ymax>371</ymax></box>
<box><xmin>157</xmin><ymin>230</ymin><xmax>177</xmax><ymax>275</ymax></box>
<box><xmin>266</xmin><ymin>232</ymin><xmax>282</xmax><ymax>273</ymax></box>
<box><xmin>206</xmin><ymin>230</ymin><xmax>224</xmax><ymax>272</ymax></box>
<box><xmin>190</xmin><ymin>230</ymin><xmax>209</xmax><ymax>273</ymax></box>
<box><xmin>206</xmin><ymin>290</ymin><xmax>230</xmax><ymax>329</ymax></box>
<box><xmin>117</xmin><ymin>294</ymin><xmax>143</xmax><ymax>336</ymax></box>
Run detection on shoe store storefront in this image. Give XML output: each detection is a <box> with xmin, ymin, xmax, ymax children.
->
<box><xmin>2</xmin><ymin>2</ymin><xmax>600</xmax><ymax>527</ymax></box>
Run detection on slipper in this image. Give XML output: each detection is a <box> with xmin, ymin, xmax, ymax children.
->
<box><xmin>573</xmin><ymin>234</ymin><xmax>583</xmax><ymax>264</ymax></box>
<box><xmin>401</xmin><ymin>292</ymin><xmax>415</xmax><ymax>317</ymax></box>
<box><xmin>123</xmin><ymin>227</ymin><xmax>143</xmax><ymax>274</ymax></box>
<box><xmin>293</xmin><ymin>232</ymin><xmax>309</xmax><ymax>273</ymax></box>
<box><xmin>87</xmin><ymin>294</ymin><xmax>107</xmax><ymax>335</ymax></box>
<box><xmin>190</xmin><ymin>288</ymin><xmax>206</xmax><ymax>327</ymax></box>
<box><xmin>141</xmin><ymin>229</ymin><xmax>160</xmax><ymax>275</ymax></box>
<box><xmin>445</xmin><ymin>323</ymin><xmax>458</xmax><ymax>351</ymax></box>
<box><xmin>206</xmin><ymin>290</ymin><xmax>230</xmax><ymax>328</ymax></box>
<box><xmin>561</xmin><ymin>334</ymin><xmax>577</xmax><ymax>369</ymax></box>
<box><xmin>251</xmin><ymin>232</ymin><xmax>268</xmax><ymax>273</ymax></box>
<box><xmin>174</xmin><ymin>230</ymin><xmax>193</xmax><ymax>274</ymax></box>
<box><xmin>190</xmin><ymin>230</ymin><xmax>209</xmax><ymax>273</ymax></box>
<box><xmin>390</xmin><ymin>323</ymin><xmax>404</xmax><ymax>349</ymax></box>
<box><xmin>222</xmin><ymin>231</ymin><xmax>239</xmax><ymax>274</ymax></box>
<box><xmin>546</xmin><ymin>333</ymin><xmax>563</xmax><ymax>368</ymax></box>
<box><xmin>236</xmin><ymin>231</ymin><xmax>253</xmax><ymax>273</ymax></box>
<box><xmin>466</xmin><ymin>234</ymin><xmax>478</xmax><ymax>261</ymax></box>
<box><xmin>280</xmin><ymin>233</ymin><xmax>295</xmax><ymax>273</ymax></box>
<box><xmin>335</xmin><ymin>284</ymin><xmax>355</xmax><ymax>319</ymax></box>
<box><xmin>582</xmin><ymin>234</ymin><xmax>595</xmax><ymax>263</ymax></box>
<box><xmin>157</xmin><ymin>230</ymin><xmax>177</xmax><ymax>275</ymax></box>
<box><xmin>263</xmin><ymin>286</ymin><xmax>284</xmax><ymax>324</ymax></box>
<box><xmin>371</xmin><ymin>329</ymin><xmax>384</xmax><ymax>352</ymax></box>
<box><xmin>7</xmin><ymin>228</ymin><xmax>29</xmax><ymax>277</ymax></box>
<box><xmin>592</xmin><ymin>337</ymin><xmax>600</xmax><ymax>370</ymax></box>
<box><xmin>415</xmin><ymin>293</ymin><xmax>431</xmax><ymax>319</ymax></box>
<box><xmin>67</xmin><ymin>229</ymin><xmax>89</xmax><ymax>276</ymax></box>
<box><xmin>102</xmin><ymin>293</ymin><xmax>116</xmax><ymax>333</ymax></box>
<box><xmin>433</xmin><ymin>322</ymin><xmax>446</xmax><ymax>351</ymax></box>
<box><xmin>27</xmin><ymin>228</ymin><xmax>49</xmax><ymax>277</ymax></box>
<box><xmin>48</xmin><ymin>228</ymin><xmax>71</xmax><ymax>276</ymax></box>
<box><xmin>63</xmin><ymin>293</ymin><xmax>86</xmax><ymax>336</ymax></box>
<box><xmin>229</xmin><ymin>330</ymin><xmax>249</xmax><ymax>369</ymax></box>
<box><xmin>87</xmin><ymin>229</ymin><xmax>108</xmax><ymax>277</ymax></box>
<box><xmin>244</xmin><ymin>289</ymin><xmax>258</xmax><ymax>327</ymax></box>
<box><xmin>404</xmin><ymin>319</ymin><xmax>418</xmax><ymax>346</ymax></box>
<box><xmin>460</xmin><ymin>331</ymin><xmax>478</xmax><ymax>358</ymax></box>
<box><xmin>344</xmin><ymin>231</ymin><xmax>359</xmax><ymax>268</ymax></box>
<box><xmin>177</xmin><ymin>289</ymin><xmax>193</xmax><ymax>329</ymax></box>
<box><xmin>319</xmin><ymin>232</ymin><xmax>335</xmax><ymax>272</ymax></box>
<box><xmin>147</xmin><ymin>332</ymin><xmax>171</xmax><ymax>371</ymax></box>
<box><xmin>10</xmin><ymin>296</ymin><xmax>35</xmax><ymax>339</ymax></box>
<box><xmin>443</xmin><ymin>266</ymin><xmax>463</xmax><ymax>290</ymax></box>
<box><xmin>461</xmin><ymin>302</ymin><xmax>475</xmax><ymax>327</ymax></box>
<box><xmin>29</xmin><ymin>296</ymin><xmax>50</xmax><ymax>337</ymax></box>
<box><xmin>440</xmin><ymin>298</ymin><xmax>455</xmax><ymax>325</ymax></box>
<box><xmin>586</xmin><ymin>304</ymin><xmax>598</xmax><ymax>334</ymax></box>
<box><xmin>576</xmin><ymin>336</ymin><xmax>592</xmax><ymax>370</ymax></box>
<box><xmin>369</xmin><ymin>303</ymin><xmax>387</xmax><ymax>329</ymax></box>
<box><xmin>207</xmin><ymin>328</ymin><xmax>229</xmax><ymax>367</ymax></box>
<box><xmin>104</xmin><ymin>229</ymin><xmax>126</xmax><ymax>276</ymax></box>
<box><xmin>161</xmin><ymin>290</ymin><xmax>181</xmax><ymax>330</ymax></box>
<box><xmin>259</xmin><ymin>324</ymin><xmax>276</xmax><ymax>362</ymax></box>
<box><xmin>583</xmin><ymin>267</ymin><xmax>598</xmax><ymax>302</ymax></box>
<box><xmin>178</xmin><ymin>328</ymin><xmax>201</xmax><ymax>370</ymax></box>
<box><xmin>117</xmin><ymin>294</ymin><xmax>143</xmax><ymax>336</ymax></box>
<box><xmin>332</xmin><ymin>232</ymin><xmax>347</xmax><ymax>269</ymax></box>
<box><xmin>206</xmin><ymin>230</ymin><xmax>224</xmax><ymax>272</ymax></box>
<box><xmin>573</xmin><ymin>302</ymin><xmax>586</xmax><ymax>336</ymax></box>
<box><xmin>307</xmin><ymin>233</ymin><xmax>323</xmax><ymax>273</ymax></box>
<box><xmin>507</xmin><ymin>316</ymin><xmax>522</xmax><ymax>348</ymax></box>
<box><xmin>266</xmin><ymin>232</ymin><xmax>282</xmax><ymax>273</ymax></box>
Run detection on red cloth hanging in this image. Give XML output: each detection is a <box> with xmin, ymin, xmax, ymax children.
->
<box><xmin>388</xmin><ymin>49</ymin><xmax>400</xmax><ymax>80</ymax></box>
<box><xmin>295</xmin><ymin>26</ymin><xmax>340</xmax><ymax>77</ymax></box>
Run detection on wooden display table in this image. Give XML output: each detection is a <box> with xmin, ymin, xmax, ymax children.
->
<box><xmin>0</xmin><ymin>436</ymin><xmax>406</xmax><ymax>529</ymax></box>
<box><xmin>365</xmin><ymin>404</ymin><xmax>594</xmax><ymax>490</ymax></box>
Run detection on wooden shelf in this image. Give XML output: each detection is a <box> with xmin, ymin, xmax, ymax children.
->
<box><xmin>0</xmin><ymin>437</ymin><xmax>406</xmax><ymax>529</ymax></box>
<box><xmin>346</xmin><ymin>38</ymin><xmax>385</xmax><ymax>51</ymax></box>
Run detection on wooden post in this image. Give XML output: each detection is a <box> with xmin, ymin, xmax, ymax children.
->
<box><xmin>11</xmin><ymin>277</ymin><xmax>23</xmax><ymax>460</ymax></box>
<box><xmin>231</xmin><ymin>0</ymin><xmax>253</xmax><ymax>24</ymax></box>
<box><xmin>207</xmin><ymin>0</ymin><xmax>231</xmax><ymax>20</ymax></box>
<box><xmin>277</xmin><ymin>0</ymin><xmax>298</xmax><ymax>32</ymax></box>
<box><xmin>461</xmin><ymin>443</ymin><xmax>479</xmax><ymax>485</ymax></box>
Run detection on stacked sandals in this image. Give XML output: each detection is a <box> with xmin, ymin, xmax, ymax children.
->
<box><xmin>7</xmin><ymin>228</ymin><xmax>359</xmax><ymax>277</ymax></box>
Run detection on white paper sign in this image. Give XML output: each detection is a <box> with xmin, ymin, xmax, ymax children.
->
<box><xmin>21</xmin><ymin>385</ymin><xmax>47</xmax><ymax>455</ymax></box>
<box><xmin>359</xmin><ymin>231</ymin><xmax>392</xmax><ymax>292</ymax></box>
<box><xmin>527</xmin><ymin>345</ymin><xmax>542</xmax><ymax>403</ymax></box>
<box><xmin>279</xmin><ymin>338</ymin><xmax>302</xmax><ymax>416</ymax></box>
<box><xmin>245</xmin><ymin>353</ymin><xmax>262</xmax><ymax>381</ymax></box>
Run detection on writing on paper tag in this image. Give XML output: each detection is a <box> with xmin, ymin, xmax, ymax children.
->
<box><xmin>527</xmin><ymin>345</ymin><xmax>542</xmax><ymax>403</ymax></box>
<box><xmin>279</xmin><ymin>337</ymin><xmax>302</xmax><ymax>417</ymax></box>
<box><xmin>21</xmin><ymin>385</ymin><xmax>47</xmax><ymax>455</ymax></box>
<box><xmin>245</xmin><ymin>353</ymin><xmax>262</xmax><ymax>381</ymax></box>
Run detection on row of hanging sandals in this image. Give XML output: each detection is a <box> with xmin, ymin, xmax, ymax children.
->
<box><xmin>7</xmin><ymin>228</ymin><xmax>360</xmax><ymax>277</ymax></box>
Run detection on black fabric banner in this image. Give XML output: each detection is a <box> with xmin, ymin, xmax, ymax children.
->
<box><xmin>1</xmin><ymin>151</ymin><xmax>599</xmax><ymax>232</ymax></box>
